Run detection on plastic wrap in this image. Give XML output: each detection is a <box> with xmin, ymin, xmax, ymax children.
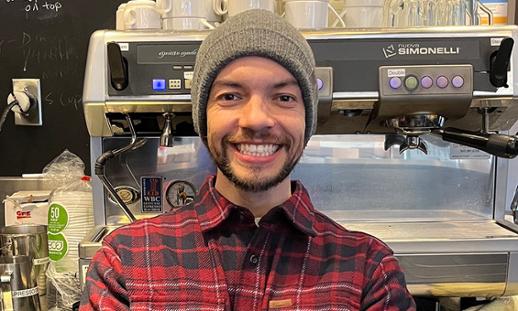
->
<box><xmin>43</xmin><ymin>150</ymin><xmax>94</xmax><ymax>310</ymax></box>
<box><xmin>42</xmin><ymin>150</ymin><xmax>86</xmax><ymax>189</ymax></box>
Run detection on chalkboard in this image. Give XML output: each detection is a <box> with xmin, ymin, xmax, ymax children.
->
<box><xmin>0</xmin><ymin>0</ymin><xmax>126</xmax><ymax>175</ymax></box>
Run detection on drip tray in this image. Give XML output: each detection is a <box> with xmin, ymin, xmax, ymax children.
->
<box><xmin>342</xmin><ymin>221</ymin><xmax>518</xmax><ymax>241</ymax></box>
<box><xmin>325</xmin><ymin>211</ymin><xmax>518</xmax><ymax>297</ymax></box>
<box><xmin>79</xmin><ymin>225</ymin><xmax>120</xmax><ymax>259</ymax></box>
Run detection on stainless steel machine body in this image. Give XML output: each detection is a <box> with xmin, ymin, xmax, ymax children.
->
<box><xmin>81</xmin><ymin>27</ymin><xmax>518</xmax><ymax>297</ymax></box>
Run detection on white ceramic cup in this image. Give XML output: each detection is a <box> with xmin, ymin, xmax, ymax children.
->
<box><xmin>339</xmin><ymin>0</ymin><xmax>384</xmax><ymax>28</ymax></box>
<box><xmin>123</xmin><ymin>0</ymin><xmax>162</xmax><ymax>30</ymax></box>
<box><xmin>163</xmin><ymin>17</ymin><xmax>216</xmax><ymax>30</ymax></box>
<box><xmin>213</xmin><ymin>0</ymin><xmax>276</xmax><ymax>17</ymax></box>
<box><xmin>116</xmin><ymin>3</ymin><xmax>128</xmax><ymax>30</ymax></box>
<box><xmin>158</xmin><ymin>0</ymin><xmax>221</xmax><ymax>22</ymax></box>
<box><xmin>284</xmin><ymin>0</ymin><xmax>344</xmax><ymax>29</ymax></box>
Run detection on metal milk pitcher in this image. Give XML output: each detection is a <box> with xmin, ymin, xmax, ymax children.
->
<box><xmin>0</xmin><ymin>225</ymin><xmax>49</xmax><ymax>298</ymax></box>
<box><xmin>0</xmin><ymin>255</ymin><xmax>40</xmax><ymax>311</ymax></box>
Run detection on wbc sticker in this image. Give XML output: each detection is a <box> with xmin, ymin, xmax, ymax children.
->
<box><xmin>141</xmin><ymin>176</ymin><xmax>163</xmax><ymax>213</ymax></box>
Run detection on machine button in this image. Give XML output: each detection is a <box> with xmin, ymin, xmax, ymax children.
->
<box><xmin>452</xmin><ymin>75</ymin><xmax>465</xmax><ymax>88</ymax></box>
<box><xmin>184</xmin><ymin>79</ymin><xmax>192</xmax><ymax>89</ymax></box>
<box><xmin>404</xmin><ymin>75</ymin><xmax>419</xmax><ymax>91</ymax></box>
<box><xmin>317</xmin><ymin>78</ymin><xmax>324</xmax><ymax>90</ymax></box>
<box><xmin>389</xmin><ymin>77</ymin><xmax>402</xmax><ymax>89</ymax></box>
<box><xmin>169</xmin><ymin>79</ymin><xmax>182</xmax><ymax>89</ymax></box>
<box><xmin>436</xmin><ymin>76</ymin><xmax>449</xmax><ymax>88</ymax></box>
<box><xmin>183</xmin><ymin>65</ymin><xmax>193</xmax><ymax>70</ymax></box>
<box><xmin>152</xmin><ymin>79</ymin><xmax>166</xmax><ymax>91</ymax></box>
<box><xmin>173</xmin><ymin>65</ymin><xmax>183</xmax><ymax>70</ymax></box>
<box><xmin>421</xmin><ymin>76</ymin><xmax>433</xmax><ymax>89</ymax></box>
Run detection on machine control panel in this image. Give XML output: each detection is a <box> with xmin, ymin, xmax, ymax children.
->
<box><xmin>108</xmin><ymin>42</ymin><xmax>198</xmax><ymax>96</ymax></box>
<box><xmin>377</xmin><ymin>65</ymin><xmax>474</xmax><ymax>119</ymax></box>
<box><xmin>147</xmin><ymin>66</ymin><xmax>194</xmax><ymax>93</ymax></box>
<box><xmin>380</xmin><ymin>65</ymin><xmax>473</xmax><ymax>96</ymax></box>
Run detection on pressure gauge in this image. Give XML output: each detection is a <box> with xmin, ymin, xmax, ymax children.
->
<box><xmin>108</xmin><ymin>186</ymin><xmax>140</xmax><ymax>205</ymax></box>
<box><xmin>165</xmin><ymin>180</ymin><xmax>196</xmax><ymax>209</ymax></box>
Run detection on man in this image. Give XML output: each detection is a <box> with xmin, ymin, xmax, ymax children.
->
<box><xmin>80</xmin><ymin>9</ymin><xmax>416</xmax><ymax>310</ymax></box>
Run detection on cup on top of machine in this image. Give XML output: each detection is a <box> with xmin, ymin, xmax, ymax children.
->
<box><xmin>283</xmin><ymin>0</ymin><xmax>344</xmax><ymax>29</ymax></box>
<box><xmin>157</xmin><ymin>0</ymin><xmax>222</xmax><ymax>30</ymax></box>
<box><xmin>122</xmin><ymin>0</ymin><xmax>162</xmax><ymax>30</ymax></box>
<box><xmin>383</xmin><ymin>0</ymin><xmax>476</xmax><ymax>27</ymax></box>
<box><xmin>116</xmin><ymin>3</ymin><xmax>128</xmax><ymax>30</ymax></box>
<box><xmin>162</xmin><ymin>17</ymin><xmax>216</xmax><ymax>31</ymax></box>
<box><xmin>213</xmin><ymin>0</ymin><xmax>277</xmax><ymax>17</ymax></box>
<box><xmin>334</xmin><ymin>0</ymin><xmax>384</xmax><ymax>28</ymax></box>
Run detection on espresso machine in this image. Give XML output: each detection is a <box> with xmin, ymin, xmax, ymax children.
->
<box><xmin>81</xmin><ymin>26</ymin><xmax>518</xmax><ymax>298</ymax></box>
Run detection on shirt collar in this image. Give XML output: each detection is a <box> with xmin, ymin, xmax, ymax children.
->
<box><xmin>194</xmin><ymin>175</ymin><xmax>317</xmax><ymax>237</ymax></box>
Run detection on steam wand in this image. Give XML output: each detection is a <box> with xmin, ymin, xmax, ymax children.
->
<box><xmin>511</xmin><ymin>186</ymin><xmax>518</xmax><ymax>224</ymax></box>
<box><xmin>95</xmin><ymin>115</ymin><xmax>147</xmax><ymax>223</ymax></box>
<box><xmin>432</xmin><ymin>127</ymin><xmax>518</xmax><ymax>159</ymax></box>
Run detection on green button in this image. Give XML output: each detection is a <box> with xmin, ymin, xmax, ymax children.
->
<box><xmin>405</xmin><ymin>76</ymin><xmax>419</xmax><ymax>91</ymax></box>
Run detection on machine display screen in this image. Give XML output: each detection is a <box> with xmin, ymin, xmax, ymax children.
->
<box><xmin>137</xmin><ymin>43</ymin><xmax>199</xmax><ymax>64</ymax></box>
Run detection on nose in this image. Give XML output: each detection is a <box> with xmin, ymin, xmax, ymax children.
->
<box><xmin>238</xmin><ymin>95</ymin><xmax>275</xmax><ymax>133</ymax></box>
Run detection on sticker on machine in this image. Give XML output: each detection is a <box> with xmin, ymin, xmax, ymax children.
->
<box><xmin>450</xmin><ymin>144</ymin><xmax>491</xmax><ymax>159</ymax></box>
<box><xmin>141</xmin><ymin>176</ymin><xmax>163</xmax><ymax>213</ymax></box>
<box><xmin>33</xmin><ymin>257</ymin><xmax>50</xmax><ymax>266</ymax></box>
<box><xmin>11</xmin><ymin>287</ymin><xmax>38</xmax><ymax>298</ymax></box>
<box><xmin>118</xmin><ymin>42</ymin><xmax>129</xmax><ymax>51</ymax></box>
<box><xmin>184</xmin><ymin>71</ymin><xmax>193</xmax><ymax>80</ymax></box>
<box><xmin>82</xmin><ymin>264</ymin><xmax>89</xmax><ymax>285</ymax></box>
<box><xmin>491</xmin><ymin>38</ymin><xmax>504</xmax><ymax>47</ymax></box>
<box><xmin>387</xmin><ymin>69</ymin><xmax>406</xmax><ymax>77</ymax></box>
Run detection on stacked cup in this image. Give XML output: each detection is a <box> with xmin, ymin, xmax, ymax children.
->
<box><xmin>116</xmin><ymin>0</ymin><xmax>162</xmax><ymax>30</ymax></box>
<box><xmin>339</xmin><ymin>0</ymin><xmax>385</xmax><ymax>28</ymax></box>
<box><xmin>157</xmin><ymin>0</ymin><xmax>221</xmax><ymax>31</ymax></box>
<box><xmin>282</xmin><ymin>0</ymin><xmax>344</xmax><ymax>29</ymax></box>
<box><xmin>213</xmin><ymin>0</ymin><xmax>277</xmax><ymax>18</ymax></box>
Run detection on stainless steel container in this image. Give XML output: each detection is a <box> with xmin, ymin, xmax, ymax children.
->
<box><xmin>0</xmin><ymin>255</ymin><xmax>40</xmax><ymax>311</ymax></box>
<box><xmin>0</xmin><ymin>225</ymin><xmax>49</xmax><ymax>298</ymax></box>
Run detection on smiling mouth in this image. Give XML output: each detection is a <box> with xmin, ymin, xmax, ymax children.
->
<box><xmin>234</xmin><ymin>143</ymin><xmax>281</xmax><ymax>157</ymax></box>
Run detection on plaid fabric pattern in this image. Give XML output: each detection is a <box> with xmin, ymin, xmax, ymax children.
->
<box><xmin>80</xmin><ymin>176</ymin><xmax>415</xmax><ymax>310</ymax></box>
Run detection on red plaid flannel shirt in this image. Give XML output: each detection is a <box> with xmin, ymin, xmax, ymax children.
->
<box><xmin>80</xmin><ymin>176</ymin><xmax>415</xmax><ymax>310</ymax></box>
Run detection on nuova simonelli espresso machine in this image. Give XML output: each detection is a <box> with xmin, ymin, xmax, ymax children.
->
<box><xmin>80</xmin><ymin>25</ymin><xmax>518</xmax><ymax>299</ymax></box>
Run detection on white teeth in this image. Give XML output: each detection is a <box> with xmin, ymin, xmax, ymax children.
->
<box><xmin>237</xmin><ymin>144</ymin><xmax>279</xmax><ymax>157</ymax></box>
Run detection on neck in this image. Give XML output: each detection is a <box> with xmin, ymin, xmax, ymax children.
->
<box><xmin>214</xmin><ymin>170</ymin><xmax>292</xmax><ymax>218</ymax></box>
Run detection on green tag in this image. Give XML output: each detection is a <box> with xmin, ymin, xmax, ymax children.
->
<box><xmin>48</xmin><ymin>233</ymin><xmax>68</xmax><ymax>262</ymax></box>
<box><xmin>48</xmin><ymin>203</ymin><xmax>68</xmax><ymax>234</ymax></box>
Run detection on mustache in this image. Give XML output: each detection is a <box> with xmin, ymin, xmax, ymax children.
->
<box><xmin>224</xmin><ymin>129</ymin><xmax>289</xmax><ymax>145</ymax></box>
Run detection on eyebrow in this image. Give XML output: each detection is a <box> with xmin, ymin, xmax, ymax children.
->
<box><xmin>272</xmin><ymin>79</ymin><xmax>299</xmax><ymax>89</ymax></box>
<box><xmin>212</xmin><ymin>80</ymin><xmax>243</xmax><ymax>89</ymax></box>
<box><xmin>212</xmin><ymin>79</ymin><xmax>299</xmax><ymax>90</ymax></box>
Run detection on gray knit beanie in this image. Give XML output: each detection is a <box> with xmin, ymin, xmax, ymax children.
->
<box><xmin>191</xmin><ymin>9</ymin><xmax>317</xmax><ymax>144</ymax></box>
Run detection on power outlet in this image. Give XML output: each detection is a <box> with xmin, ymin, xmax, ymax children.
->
<box><xmin>12</xmin><ymin>79</ymin><xmax>42</xmax><ymax>126</ymax></box>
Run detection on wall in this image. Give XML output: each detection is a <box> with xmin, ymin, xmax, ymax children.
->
<box><xmin>0</xmin><ymin>0</ymin><xmax>125</xmax><ymax>175</ymax></box>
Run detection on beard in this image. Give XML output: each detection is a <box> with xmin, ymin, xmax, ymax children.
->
<box><xmin>209</xmin><ymin>132</ymin><xmax>303</xmax><ymax>193</ymax></box>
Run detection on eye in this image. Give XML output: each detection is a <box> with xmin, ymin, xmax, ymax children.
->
<box><xmin>219</xmin><ymin>93</ymin><xmax>240</xmax><ymax>101</ymax></box>
<box><xmin>277</xmin><ymin>94</ymin><xmax>297</xmax><ymax>104</ymax></box>
<box><xmin>279</xmin><ymin>95</ymin><xmax>293</xmax><ymax>101</ymax></box>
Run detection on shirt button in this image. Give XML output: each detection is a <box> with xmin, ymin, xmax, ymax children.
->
<box><xmin>249</xmin><ymin>254</ymin><xmax>259</xmax><ymax>266</ymax></box>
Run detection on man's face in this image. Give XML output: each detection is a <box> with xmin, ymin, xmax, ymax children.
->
<box><xmin>206</xmin><ymin>56</ymin><xmax>306</xmax><ymax>192</ymax></box>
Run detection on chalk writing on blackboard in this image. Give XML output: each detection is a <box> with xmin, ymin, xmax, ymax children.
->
<box><xmin>25</xmin><ymin>0</ymin><xmax>63</xmax><ymax>13</ymax></box>
<box><xmin>44</xmin><ymin>92</ymin><xmax>82</xmax><ymax>110</ymax></box>
<box><xmin>3</xmin><ymin>0</ymin><xmax>63</xmax><ymax>14</ymax></box>
<box><xmin>20</xmin><ymin>31</ymin><xmax>76</xmax><ymax>71</ymax></box>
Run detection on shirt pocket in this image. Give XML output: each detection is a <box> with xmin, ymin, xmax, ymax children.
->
<box><xmin>267</xmin><ymin>283</ymin><xmax>361</xmax><ymax>311</ymax></box>
<box><xmin>130</xmin><ymin>298</ymin><xmax>225</xmax><ymax>311</ymax></box>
